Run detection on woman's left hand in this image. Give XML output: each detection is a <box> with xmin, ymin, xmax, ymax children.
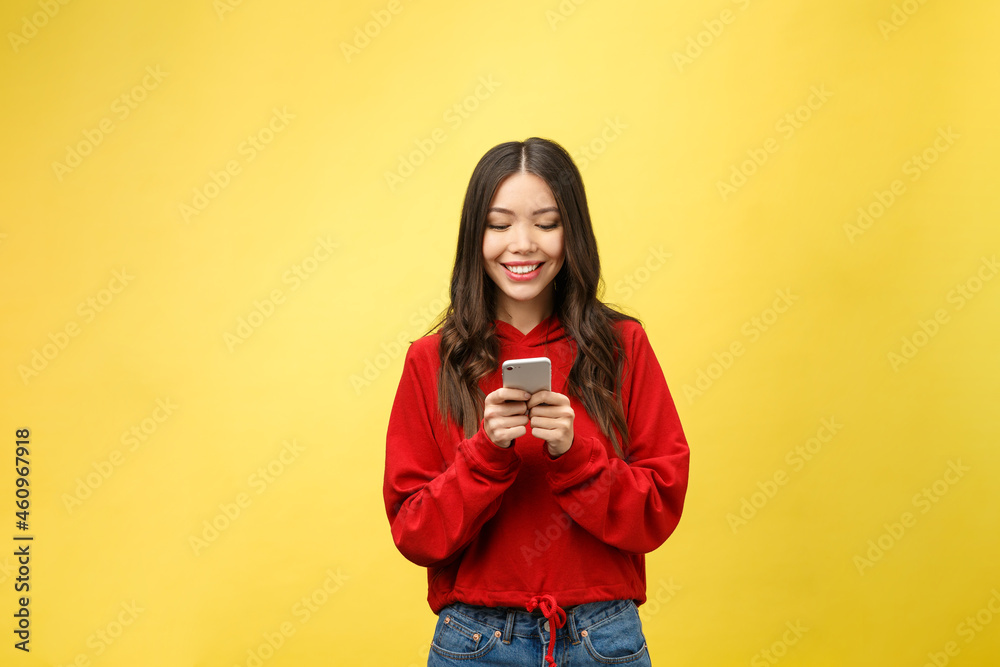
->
<box><xmin>527</xmin><ymin>391</ymin><xmax>575</xmax><ymax>458</ymax></box>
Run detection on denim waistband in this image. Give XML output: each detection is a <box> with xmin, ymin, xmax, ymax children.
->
<box><xmin>442</xmin><ymin>598</ymin><xmax>634</xmax><ymax>644</ymax></box>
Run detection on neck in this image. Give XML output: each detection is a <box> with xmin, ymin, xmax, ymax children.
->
<box><xmin>496</xmin><ymin>290</ymin><xmax>555</xmax><ymax>335</ymax></box>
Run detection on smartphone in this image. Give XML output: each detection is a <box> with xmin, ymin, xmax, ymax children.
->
<box><xmin>501</xmin><ymin>357</ymin><xmax>551</xmax><ymax>395</ymax></box>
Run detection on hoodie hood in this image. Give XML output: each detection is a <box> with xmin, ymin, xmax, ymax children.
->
<box><xmin>493</xmin><ymin>312</ymin><xmax>567</xmax><ymax>348</ymax></box>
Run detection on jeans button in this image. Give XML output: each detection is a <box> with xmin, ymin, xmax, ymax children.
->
<box><xmin>543</xmin><ymin>620</ymin><xmax>550</xmax><ymax>631</ymax></box>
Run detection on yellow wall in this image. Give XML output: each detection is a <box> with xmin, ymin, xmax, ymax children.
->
<box><xmin>2</xmin><ymin>1</ymin><xmax>998</xmax><ymax>665</ymax></box>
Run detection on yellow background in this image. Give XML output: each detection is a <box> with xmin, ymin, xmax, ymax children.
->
<box><xmin>2</xmin><ymin>0</ymin><xmax>998</xmax><ymax>665</ymax></box>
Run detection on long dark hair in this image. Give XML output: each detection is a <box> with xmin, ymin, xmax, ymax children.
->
<box><xmin>433</xmin><ymin>137</ymin><xmax>637</xmax><ymax>458</ymax></box>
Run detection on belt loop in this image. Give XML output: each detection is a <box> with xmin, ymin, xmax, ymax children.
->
<box><xmin>502</xmin><ymin>608</ymin><xmax>516</xmax><ymax>644</ymax></box>
<box><xmin>566</xmin><ymin>605</ymin><xmax>581</xmax><ymax>645</ymax></box>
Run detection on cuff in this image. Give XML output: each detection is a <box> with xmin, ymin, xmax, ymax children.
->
<box><xmin>462</xmin><ymin>425</ymin><xmax>522</xmax><ymax>475</ymax></box>
<box><xmin>545</xmin><ymin>435</ymin><xmax>604</xmax><ymax>491</ymax></box>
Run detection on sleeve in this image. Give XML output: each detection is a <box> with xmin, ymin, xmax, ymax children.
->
<box><xmin>383</xmin><ymin>340</ymin><xmax>522</xmax><ymax>567</ymax></box>
<box><xmin>544</xmin><ymin>323</ymin><xmax>690</xmax><ymax>554</ymax></box>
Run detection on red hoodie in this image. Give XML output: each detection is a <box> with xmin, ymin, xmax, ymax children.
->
<box><xmin>383</xmin><ymin>313</ymin><xmax>690</xmax><ymax>614</ymax></box>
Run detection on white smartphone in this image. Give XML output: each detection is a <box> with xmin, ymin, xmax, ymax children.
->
<box><xmin>501</xmin><ymin>357</ymin><xmax>551</xmax><ymax>395</ymax></box>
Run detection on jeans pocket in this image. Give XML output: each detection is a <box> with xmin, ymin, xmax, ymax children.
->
<box><xmin>580</xmin><ymin>601</ymin><xmax>650</xmax><ymax>665</ymax></box>
<box><xmin>430</xmin><ymin>608</ymin><xmax>501</xmax><ymax>661</ymax></box>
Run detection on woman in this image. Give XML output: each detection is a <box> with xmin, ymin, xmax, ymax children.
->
<box><xmin>383</xmin><ymin>137</ymin><xmax>689</xmax><ymax>666</ymax></box>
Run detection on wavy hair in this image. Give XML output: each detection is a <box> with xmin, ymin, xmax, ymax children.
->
<box><xmin>430</xmin><ymin>137</ymin><xmax>636</xmax><ymax>458</ymax></box>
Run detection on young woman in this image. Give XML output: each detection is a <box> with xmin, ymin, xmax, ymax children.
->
<box><xmin>383</xmin><ymin>137</ymin><xmax>690</xmax><ymax>667</ymax></box>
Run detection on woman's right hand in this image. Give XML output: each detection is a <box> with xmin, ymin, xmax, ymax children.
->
<box><xmin>482</xmin><ymin>387</ymin><xmax>532</xmax><ymax>448</ymax></box>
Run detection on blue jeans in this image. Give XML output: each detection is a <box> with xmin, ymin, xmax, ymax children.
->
<box><xmin>427</xmin><ymin>599</ymin><xmax>652</xmax><ymax>666</ymax></box>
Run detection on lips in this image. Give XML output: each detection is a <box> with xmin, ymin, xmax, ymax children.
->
<box><xmin>503</xmin><ymin>263</ymin><xmax>541</xmax><ymax>274</ymax></box>
<box><xmin>501</xmin><ymin>262</ymin><xmax>543</xmax><ymax>281</ymax></box>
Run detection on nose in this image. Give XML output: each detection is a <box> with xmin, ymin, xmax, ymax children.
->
<box><xmin>508</xmin><ymin>221</ymin><xmax>536</xmax><ymax>253</ymax></box>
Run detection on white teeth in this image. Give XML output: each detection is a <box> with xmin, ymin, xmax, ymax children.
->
<box><xmin>505</xmin><ymin>264</ymin><xmax>540</xmax><ymax>274</ymax></box>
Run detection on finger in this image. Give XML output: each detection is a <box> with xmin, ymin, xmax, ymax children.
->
<box><xmin>526</xmin><ymin>404</ymin><xmax>557</xmax><ymax>418</ymax></box>
<box><xmin>488</xmin><ymin>387</ymin><xmax>533</xmax><ymax>405</ymax></box>
<box><xmin>488</xmin><ymin>424</ymin><xmax>526</xmax><ymax>447</ymax></box>
<box><xmin>527</xmin><ymin>390</ymin><xmax>568</xmax><ymax>408</ymax></box>
<box><xmin>530</xmin><ymin>426</ymin><xmax>560</xmax><ymax>442</ymax></box>
<box><xmin>529</xmin><ymin>415</ymin><xmax>564</xmax><ymax>430</ymax></box>
<box><xmin>526</xmin><ymin>391</ymin><xmax>549</xmax><ymax>409</ymax></box>
<box><xmin>487</xmin><ymin>401</ymin><xmax>527</xmax><ymax>417</ymax></box>
<box><xmin>527</xmin><ymin>404</ymin><xmax>573</xmax><ymax>420</ymax></box>
<box><xmin>494</xmin><ymin>415</ymin><xmax>529</xmax><ymax>429</ymax></box>
<box><xmin>505</xmin><ymin>425</ymin><xmax>527</xmax><ymax>440</ymax></box>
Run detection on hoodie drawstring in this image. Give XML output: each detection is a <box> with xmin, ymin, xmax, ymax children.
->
<box><xmin>526</xmin><ymin>594</ymin><xmax>566</xmax><ymax>666</ymax></box>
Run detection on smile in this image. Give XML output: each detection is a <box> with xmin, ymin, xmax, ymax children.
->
<box><xmin>502</xmin><ymin>263</ymin><xmax>543</xmax><ymax>280</ymax></box>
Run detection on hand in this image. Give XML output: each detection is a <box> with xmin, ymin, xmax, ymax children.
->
<box><xmin>527</xmin><ymin>391</ymin><xmax>575</xmax><ymax>458</ymax></box>
<box><xmin>483</xmin><ymin>387</ymin><xmax>531</xmax><ymax>448</ymax></box>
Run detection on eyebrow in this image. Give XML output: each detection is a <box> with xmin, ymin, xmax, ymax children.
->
<box><xmin>487</xmin><ymin>206</ymin><xmax>560</xmax><ymax>216</ymax></box>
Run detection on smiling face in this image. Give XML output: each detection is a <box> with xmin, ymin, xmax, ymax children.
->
<box><xmin>482</xmin><ymin>171</ymin><xmax>565</xmax><ymax>323</ymax></box>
